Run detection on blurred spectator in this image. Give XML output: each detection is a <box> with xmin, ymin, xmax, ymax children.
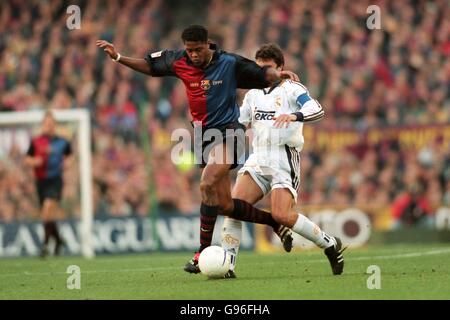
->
<box><xmin>391</xmin><ymin>178</ymin><xmax>434</xmax><ymax>228</ymax></box>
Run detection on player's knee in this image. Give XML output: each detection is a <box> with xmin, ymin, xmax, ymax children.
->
<box><xmin>200</xmin><ymin>177</ymin><xmax>220</xmax><ymax>201</ymax></box>
<box><xmin>201</xmin><ymin>170</ymin><xmax>223</xmax><ymax>189</ymax></box>
<box><xmin>199</xmin><ymin>179</ymin><xmax>214</xmax><ymax>195</ymax></box>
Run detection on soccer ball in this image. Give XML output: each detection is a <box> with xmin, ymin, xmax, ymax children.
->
<box><xmin>198</xmin><ymin>246</ymin><xmax>231</xmax><ymax>279</ymax></box>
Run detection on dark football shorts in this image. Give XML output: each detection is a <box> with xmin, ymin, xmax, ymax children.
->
<box><xmin>36</xmin><ymin>176</ymin><xmax>63</xmax><ymax>207</ymax></box>
<box><xmin>194</xmin><ymin>121</ymin><xmax>247</xmax><ymax>170</ymax></box>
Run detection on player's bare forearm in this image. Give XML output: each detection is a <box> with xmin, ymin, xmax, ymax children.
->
<box><xmin>273</xmin><ymin>114</ymin><xmax>297</xmax><ymax>128</ymax></box>
<box><xmin>117</xmin><ymin>56</ymin><xmax>152</xmax><ymax>75</ymax></box>
<box><xmin>265</xmin><ymin>68</ymin><xmax>299</xmax><ymax>84</ymax></box>
<box><xmin>96</xmin><ymin>40</ymin><xmax>151</xmax><ymax>75</ymax></box>
<box><xmin>63</xmin><ymin>155</ymin><xmax>74</xmax><ymax>170</ymax></box>
<box><xmin>25</xmin><ymin>156</ymin><xmax>42</xmax><ymax>167</ymax></box>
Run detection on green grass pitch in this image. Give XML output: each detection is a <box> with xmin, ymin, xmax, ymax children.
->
<box><xmin>1</xmin><ymin>244</ymin><xmax>449</xmax><ymax>300</ymax></box>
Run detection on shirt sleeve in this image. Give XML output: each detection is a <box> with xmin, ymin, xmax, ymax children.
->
<box><xmin>286</xmin><ymin>81</ymin><xmax>324</xmax><ymax>122</ymax></box>
<box><xmin>144</xmin><ymin>50</ymin><xmax>179</xmax><ymax>77</ymax></box>
<box><xmin>238</xmin><ymin>91</ymin><xmax>254</xmax><ymax>126</ymax></box>
<box><xmin>232</xmin><ymin>54</ymin><xmax>270</xmax><ymax>89</ymax></box>
<box><xmin>285</xmin><ymin>81</ymin><xmax>309</xmax><ymax>110</ymax></box>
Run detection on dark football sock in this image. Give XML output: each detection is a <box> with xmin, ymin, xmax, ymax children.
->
<box><xmin>47</xmin><ymin>221</ymin><xmax>61</xmax><ymax>243</ymax></box>
<box><xmin>51</xmin><ymin>221</ymin><xmax>62</xmax><ymax>243</ymax></box>
<box><xmin>43</xmin><ymin>222</ymin><xmax>51</xmax><ymax>245</ymax></box>
<box><xmin>199</xmin><ymin>203</ymin><xmax>219</xmax><ymax>252</ymax></box>
<box><xmin>230</xmin><ymin>199</ymin><xmax>280</xmax><ymax>231</ymax></box>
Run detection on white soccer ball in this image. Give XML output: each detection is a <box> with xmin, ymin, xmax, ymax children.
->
<box><xmin>198</xmin><ymin>246</ymin><xmax>231</xmax><ymax>279</ymax></box>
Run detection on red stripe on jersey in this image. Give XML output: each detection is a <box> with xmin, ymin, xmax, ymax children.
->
<box><xmin>32</xmin><ymin>136</ymin><xmax>50</xmax><ymax>179</ymax></box>
<box><xmin>172</xmin><ymin>57</ymin><xmax>208</xmax><ymax>126</ymax></box>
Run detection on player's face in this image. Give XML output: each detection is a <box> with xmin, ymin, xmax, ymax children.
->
<box><xmin>42</xmin><ymin>115</ymin><xmax>56</xmax><ymax>136</ymax></box>
<box><xmin>184</xmin><ymin>41</ymin><xmax>211</xmax><ymax>67</ymax></box>
<box><xmin>256</xmin><ymin>58</ymin><xmax>282</xmax><ymax>71</ymax></box>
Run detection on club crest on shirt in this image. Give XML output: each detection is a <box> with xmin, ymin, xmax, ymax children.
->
<box><xmin>275</xmin><ymin>96</ymin><xmax>282</xmax><ymax>108</ymax></box>
<box><xmin>200</xmin><ymin>80</ymin><xmax>211</xmax><ymax>90</ymax></box>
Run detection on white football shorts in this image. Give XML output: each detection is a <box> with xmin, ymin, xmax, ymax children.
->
<box><xmin>238</xmin><ymin>145</ymin><xmax>301</xmax><ymax>201</ymax></box>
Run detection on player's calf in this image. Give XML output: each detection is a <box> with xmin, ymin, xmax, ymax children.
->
<box><xmin>270</xmin><ymin>203</ymin><xmax>298</xmax><ymax>228</ymax></box>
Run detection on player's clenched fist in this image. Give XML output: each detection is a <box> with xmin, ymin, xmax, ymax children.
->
<box><xmin>96</xmin><ymin>40</ymin><xmax>119</xmax><ymax>60</ymax></box>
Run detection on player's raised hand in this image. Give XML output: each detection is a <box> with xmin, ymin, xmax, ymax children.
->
<box><xmin>96</xmin><ymin>40</ymin><xmax>119</xmax><ymax>60</ymax></box>
<box><xmin>266</xmin><ymin>68</ymin><xmax>300</xmax><ymax>84</ymax></box>
<box><xmin>279</xmin><ymin>70</ymin><xmax>300</xmax><ymax>82</ymax></box>
<box><xmin>273</xmin><ymin>114</ymin><xmax>297</xmax><ymax>128</ymax></box>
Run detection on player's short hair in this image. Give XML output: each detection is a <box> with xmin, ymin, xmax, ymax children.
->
<box><xmin>181</xmin><ymin>25</ymin><xmax>208</xmax><ymax>43</ymax></box>
<box><xmin>255</xmin><ymin>43</ymin><xmax>285</xmax><ymax>68</ymax></box>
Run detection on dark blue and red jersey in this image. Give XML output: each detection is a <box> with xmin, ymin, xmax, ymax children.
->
<box><xmin>27</xmin><ymin>135</ymin><xmax>72</xmax><ymax>180</ymax></box>
<box><xmin>145</xmin><ymin>45</ymin><xmax>270</xmax><ymax>128</ymax></box>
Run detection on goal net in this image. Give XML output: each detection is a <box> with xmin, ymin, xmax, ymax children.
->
<box><xmin>0</xmin><ymin>109</ymin><xmax>94</xmax><ymax>258</ymax></box>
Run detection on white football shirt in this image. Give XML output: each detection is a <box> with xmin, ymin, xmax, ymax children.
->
<box><xmin>239</xmin><ymin>79</ymin><xmax>323</xmax><ymax>151</ymax></box>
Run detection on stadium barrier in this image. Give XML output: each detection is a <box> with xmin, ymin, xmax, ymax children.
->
<box><xmin>0</xmin><ymin>215</ymin><xmax>255</xmax><ymax>258</ymax></box>
<box><xmin>2</xmin><ymin>206</ymin><xmax>449</xmax><ymax>257</ymax></box>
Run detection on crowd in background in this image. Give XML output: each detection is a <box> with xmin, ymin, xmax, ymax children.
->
<box><xmin>0</xmin><ymin>0</ymin><xmax>449</xmax><ymax>225</ymax></box>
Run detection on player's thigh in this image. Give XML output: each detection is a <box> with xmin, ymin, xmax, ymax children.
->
<box><xmin>232</xmin><ymin>172</ymin><xmax>264</xmax><ymax>205</ymax></box>
<box><xmin>208</xmin><ymin>141</ymin><xmax>235</xmax><ymax>167</ymax></box>
<box><xmin>201</xmin><ymin>143</ymin><xmax>233</xmax><ymax>186</ymax></box>
<box><xmin>200</xmin><ymin>144</ymin><xmax>233</xmax><ymax>204</ymax></box>
<box><xmin>39</xmin><ymin>177</ymin><xmax>62</xmax><ymax>219</ymax></box>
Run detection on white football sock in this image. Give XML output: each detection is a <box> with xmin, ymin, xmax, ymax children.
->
<box><xmin>291</xmin><ymin>213</ymin><xmax>336</xmax><ymax>249</ymax></box>
<box><xmin>221</xmin><ymin>217</ymin><xmax>242</xmax><ymax>271</ymax></box>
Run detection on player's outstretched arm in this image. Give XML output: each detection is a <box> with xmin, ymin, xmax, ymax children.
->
<box><xmin>96</xmin><ymin>40</ymin><xmax>152</xmax><ymax>75</ymax></box>
<box><xmin>25</xmin><ymin>155</ymin><xmax>43</xmax><ymax>167</ymax></box>
<box><xmin>234</xmin><ymin>55</ymin><xmax>299</xmax><ymax>89</ymax></box>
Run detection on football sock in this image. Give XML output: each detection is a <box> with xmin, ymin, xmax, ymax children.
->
<box><xmin>199</xmin><ymin>203</ymin><xmax>219</xmax><ymax>252</ymax></box>
<box><xmin>292</xmin><ymin>213</ymin><xmax>336</xmax><ymax>249</ymax></box>
<box><xmin>44</xmin><ymin>221</ymin><xmax>62</xmax><ymax>244</ymax></box>
<box><xmin>221</xmin><ymin>217</ymin><xmax>242</xmax><ymax>271</ymax></box>
<box><xmin>43</xmin><ymin>222</ymin><xmax>51</xmax><ymax>245</ymax></box>
<box><xmin>51</xmin><ymin>221</ymin><xmax>62</xmax><ymax>243</ymax></box>
<box><xmin>230</xmin><ymin>199</ymin><xmax>280</xmax><ymax>231</ymax></box>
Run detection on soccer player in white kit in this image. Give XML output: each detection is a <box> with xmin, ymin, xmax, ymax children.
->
<box><xmin>221</xmin><ymin>44</ymin><xmax>346</xmax><ymax>278</ymax></box>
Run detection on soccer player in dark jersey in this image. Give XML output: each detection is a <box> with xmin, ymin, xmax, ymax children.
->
<box><xmin>97</xmin><ymin>25</ymin><xmax>297</xmax><ymax>276</ymax></box>
<box><xmin>26</xmin><ymin>111</ymin><xmax>72</xmax><ymax>257</ymax></box>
